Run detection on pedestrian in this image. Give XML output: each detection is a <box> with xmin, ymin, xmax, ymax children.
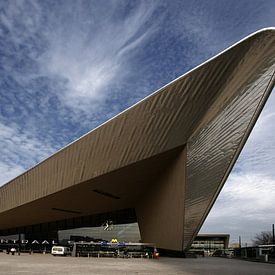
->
<box><xmin>10</xmin><ymin>247</ymin><xmax>16</xmax><ymax>255</ymax></box>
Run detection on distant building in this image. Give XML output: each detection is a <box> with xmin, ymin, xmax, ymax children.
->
<box><xmin>190</xmin><ymin>234</ymin><xmax>230</xmax><ymax>253</ymax></box>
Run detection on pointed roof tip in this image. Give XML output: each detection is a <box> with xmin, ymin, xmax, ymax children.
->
<box><xmin>255</xmin><ymin>27</ymin><xmax>275</xmax><ymax>32</ymax></box>
<box><xmin>248</xmin><ymin>27</ymin><xmax>275</xmax><ymax>37</ymax></box>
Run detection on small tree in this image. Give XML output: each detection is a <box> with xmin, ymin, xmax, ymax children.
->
<box><xmin>252</xmin><ymin>231</ymin><xmax>273</xmax><ymax>246</ymax></box>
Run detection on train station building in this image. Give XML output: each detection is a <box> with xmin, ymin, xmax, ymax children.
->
<box><xmin>0</xmin><ymin>28</ymin><xmax>274</xmax><ymax>253</ymax></box>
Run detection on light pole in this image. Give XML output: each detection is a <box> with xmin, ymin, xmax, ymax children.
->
<box><xmin>272</xmin><ymin>224</ymin><xmax>274</xmax><ymax>245</ymax></box>
<box><xmin>239</xmin><ymin>236</ymin><xmax>242</xmax><ymax>248</ymax></box>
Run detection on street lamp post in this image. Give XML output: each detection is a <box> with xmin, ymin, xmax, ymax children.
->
<box><xmin>272</xmin><ymin>224</ymin><xmax>275</xmax><ymax>245</ymax></box>
<box><xmin>239</xmin><ymin>236</ymin><xmax>242</xmax><ymax>249</ymax></box>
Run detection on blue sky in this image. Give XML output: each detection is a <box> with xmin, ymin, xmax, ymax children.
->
<box><xmin>0</xmin><ymin>0</ymin><xmax>274</xmax><ymax>244</ymax></box>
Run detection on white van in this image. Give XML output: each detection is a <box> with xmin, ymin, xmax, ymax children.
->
<box><xmin>51</xmin><ymin>246</ymin><xmax>71</xmax><ymax>256</ymax></box>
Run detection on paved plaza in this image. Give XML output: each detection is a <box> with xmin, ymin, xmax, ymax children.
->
<box><xmin>0</xmin><ymin>254</ymin><xmax>274</xmax><ymax>274</ymax></box>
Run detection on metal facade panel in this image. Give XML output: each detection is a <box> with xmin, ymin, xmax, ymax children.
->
<box><xmin>184</xmin><ymin>34</ymin><xmax>275</xmax><ymax>248</ymax></box>
<box><xmin>136</xmin><ymin>147</ymin><xmax>186</xmax><ymax>251</ymax></box>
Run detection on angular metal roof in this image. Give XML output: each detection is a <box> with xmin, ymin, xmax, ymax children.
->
<box><xmin>0</xmin><ymin>28</ymin><xmax>274</xmax><ymax>251</ymax></box>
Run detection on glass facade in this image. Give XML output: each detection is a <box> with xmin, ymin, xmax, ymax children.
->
<box><xmin>58</xmin><ymin>222</ymin><xmax>141</xmax><ymax>243</ymax></box>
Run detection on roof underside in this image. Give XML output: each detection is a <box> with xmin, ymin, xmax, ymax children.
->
<box><xmin>0</xmin><ymin>28</ymin><xmax>275</xmax><ymax>249</ymax></box>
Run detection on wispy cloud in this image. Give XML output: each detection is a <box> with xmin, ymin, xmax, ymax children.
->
<box><xmin>1</xmin><ymin>1</ymin><xmax>160</xmax><ymax>117</ymax></box>
<box><xmin>0</xmin><ymin>121</ymin><xmax>56</xmax><ymax>185</ymax></box>
<box><xmin>39</xmin><ymin>1</ymin><xmax>159</xmax><ymax>113</ymax></box>
<box><xmin>0</xmin><ymin>162</ymin><xmax>24</xmax><ymax>189</ymax></box>
<box><xmin>201</xmin><ymin>172</ymin><xmax>275</xmax><ymax>244</ymax></box>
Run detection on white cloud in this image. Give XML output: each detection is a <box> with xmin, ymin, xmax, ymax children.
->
<box><xmin>211</xmin><ymin>173</ymin><xmax>275</xmax><ymax>217</ymax></box>
<box><xmin>0</xmin><ymin>1</ymin><xmax>160</xmax><ymax>120</ymax></box>
<box><xmin>0</xmin><ymin>162</ymin><xmax>24</xmax><ymax>187</ymax></box>
<box><xmin>0</xmin><ymin>122</ymin><xmax>56</xmax><ymax>186</ymax></box>
<box><xmin>201</xmin><ymin>172</ymin><xmax>275</xmax><ymax>244</ymax></box>
<box><xmin>38</xmin><ymin>2</ymin><xmax>158</xmax><ymax>113</ymax></box>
